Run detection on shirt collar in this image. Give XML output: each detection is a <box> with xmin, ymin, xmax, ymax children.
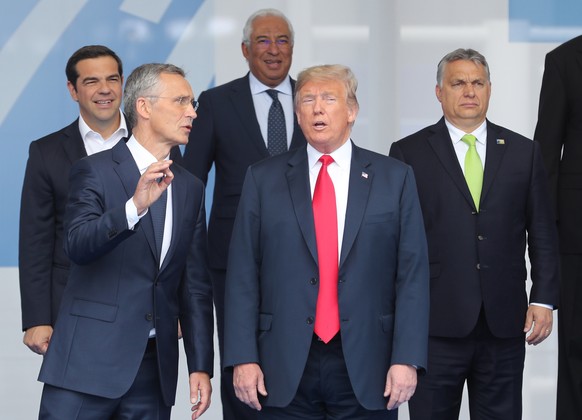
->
<box><xmin>126</xmin><ymin>135</ymin><xmax>169</xmax><ymax>174</ymax></box>
<box><xmin>307</xmin><ymin>138</ymin><xmax>352</xmax><ymax>170</ymax></box>
<box><xmin>78</xmin><ymin>109</ymin><xmax>128</xmax><ymax>141</ymax></box>
<box><xmin>445</xmin><ymin>119</ymin><xmax>487</xmax><ymax>145</ymax></box>
<box><xmin>249</xmin><ymin>72</ymin><xmax>292</xmax><ymax>96</ymax></box>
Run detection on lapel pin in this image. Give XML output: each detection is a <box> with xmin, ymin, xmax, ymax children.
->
<box><xmin>496</xmin><ymin>139</ymin><xmax>505</xmax><ymax>145</ymax></box>
<box><xmin>361</xmin><ymin>172</ymin><xmax>368</xmax><ymax>179</ymax></box>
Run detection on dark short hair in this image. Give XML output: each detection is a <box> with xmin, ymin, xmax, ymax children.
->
<box><xmin>65</xmin><ymin>45</ymin><xmax>123</xmax><ymax>88</ymax></box>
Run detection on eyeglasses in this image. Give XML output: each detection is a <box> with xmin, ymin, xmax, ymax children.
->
<box><xmin>254</xmin><ymin>38</ymin><xmax>291</xmax><ymax>49</ymax></box>
<box><xmin>147</xmin><ymin>96</ymin><xmax>199</xmax><ymax>111</ymax></box>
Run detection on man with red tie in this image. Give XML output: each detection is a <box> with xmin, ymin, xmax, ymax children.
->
<box><xmin>223</xmin><ymin>64</ymin><xmax>430</xmax><ymax>419</ymax></box>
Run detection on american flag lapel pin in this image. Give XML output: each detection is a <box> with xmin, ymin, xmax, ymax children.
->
<box><xmin>496</xmin><ymin>139</ymin><xmax>505</xmax><ymax>145</ymax></box>
<box><xmin>361</xmin><ymin>172</ymin><xmax>368</xmax><ymax>179</ymax></box>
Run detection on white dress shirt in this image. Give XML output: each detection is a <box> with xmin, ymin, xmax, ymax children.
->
<box><xmin>124</xmin><ymin>135</ymin><xmax>173</xmax><ymax>268</ymax></box>
<box><xmin>307</xmin><ymin>140</ymin><xmax>352</xmax><ymax>260</ymax></box>
<box><xmin>445</xmin><ymin>119</ymin><xmax>487</xmax><ymax>171</ymax></box>
<box><xmin>79</xmin><ymin>109</ymin><xmax>128</xmax><ymax>156</ymax></box>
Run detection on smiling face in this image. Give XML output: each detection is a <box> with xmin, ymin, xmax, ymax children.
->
<box><xmin>67</xmin><ymin>55</ymin><xmax>122</xmax><ymax>136</ymax></box>
<box><xmin>242</xmin><ymin>15</ymin><xmax>293</xmax><ymax>88</ymax></box>
<box><xmin>436</xmin><ymin>59</ymin><xmax>491</xmax><ymax>132</ymax></box>
<box><xmin>296</xmin><ymin>79</ymin><xmax>357</xmax><ymax>154</ymax></box>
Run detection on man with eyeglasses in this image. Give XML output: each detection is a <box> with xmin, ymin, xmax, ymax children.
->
<box><xmin>19</xmin><ymin>46</ymin><xmax>182</xmax><ymax>360</ymax></box>
<box><xmin>182</xmin><ymin>8</ymin><xmax>306</xmax><ymax>420</ymax></box>
<box><xmin>37</xmin><ymin>63</ymin><xmax>214</xmax><ymax>419</ymax></box>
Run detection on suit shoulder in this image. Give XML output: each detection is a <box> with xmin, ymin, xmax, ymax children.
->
<box><xmin>200</xmin><ymin>76</ymin><xmax>247</xmax><ymax>98</ymax></box>
<box><xmin>30</xmin><ymin>120</ymin><xmax>79</xmax><ymax>148</ymax></box>
<box><xmin>399</xmin><ymin>123</ymin><xmax>438</xmax><ymax>143</ymax></box>
<box><xmin>355</xmin><ymin>146</ymin><xmax>412</xmax><ymax>174</ymax></box>
<box><xmin>548</xmin><ymin>35</ymin><xmax>582</xmax><ymax>58</ymax></box>
<box><xmin>489</xmin><ymin>122</ymin><xmax>532</xmax><ymax>145</ymax></box>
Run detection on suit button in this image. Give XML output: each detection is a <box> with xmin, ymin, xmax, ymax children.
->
<box><xmin>145</xmin><ymin>313</ymin><xmax>153</xmax><ymax>321</ymax></box>
<box><xmin>306</xmin><ymin>317</ymin><xmax>314</xmax><ymax>324</ymax></box>
<box><xmin>476</xmin><ymin>263</ymin><xmax>481</xmax><ymax>270</ymax></box>
<box><xmin>310</xmin><ymin>278</ymin><xmax>318</xmax><ymax>285</ymax></box>
<box><xmin>477</xmin><ymin>235</ymin><xmax>485</xmax><ymax>241</ymax></box>
<box><xmin>339</xmin><ymin>277</ymin><xmax>345</xmax><ymax>283</ymax></box>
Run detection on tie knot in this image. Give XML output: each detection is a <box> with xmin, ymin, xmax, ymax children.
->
<box><xmin>461</xmin><ymin>134</ymin><xmax>477</xmax><ymax>147</ymax></box>
<box><xmin>266</xmin><ymin>89</ymin><xmax>279</xmax><ymax>101</ymax></box>
<box><xmin>319</xmin><ymin>155</ymin><xmax>334</xmax><ymax>167</ymax></box>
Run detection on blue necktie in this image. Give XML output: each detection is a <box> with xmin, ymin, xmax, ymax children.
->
<box><xmin>149</xmin><ymin>190</ymin><xmax>167</xmax><ymax>259</ymax></box>
<box><xmin>266</xmin><ymin>89</ymin><xmax>287</xmax><ymax>156</ymax></box>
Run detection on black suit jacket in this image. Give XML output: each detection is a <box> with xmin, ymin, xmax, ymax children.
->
<box><xmin>390</xmin><ymin>118</ymin><xmax>559</xmax><ymax>338</ymax></box>
<box><xmin>224</xmin><ymin>143</ymin><xmax>429</xmax><ymax>411</ymax></box>
<box><xmin>183</xmin><ymin>73</ymin><xmax>306</xmax><ymax>269</ymax></box>
<box><xmin>38</xmin><ymin>140</ymin><xmax>213</xmax><ymax>406</ymax></box>
<box><xmin>19</xmin><ymin>119</ymin><xmax>119</xmax><ymax>330</ymax></box>
<box><xmin>534</xmin><ymin>35</ymin><xmax>582</xmax><ymax>253</ymax></box>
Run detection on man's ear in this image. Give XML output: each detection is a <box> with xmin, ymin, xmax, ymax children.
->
<box><xmin>67</xmin><ymin>81</ymin><xmax>78</xmax><ymax>102</ymax></box>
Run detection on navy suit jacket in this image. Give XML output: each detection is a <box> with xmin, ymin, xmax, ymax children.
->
<box><xmin>534</xmin><ymin>35</ymin><xmax>582</xmax><ymax>253</ymax></box>
<box><xmin>19</xmin><ymin>118</ymin><xmax>137</xmax><ymax>330</ymax></box>
<box><xmin>183</xmin><ymin>73</ymin><xmax>306</xmax><ymax>270</ymax></box>
<box><xmin>390</xmin><ymin>118</ymin><xmax>560</xmax><ymax>338</ymax></box>
<box><xmin>38</xmin><ymin>140</ymin><xmax>213</xmax><ymax>406</ymax></box>
<box><xmin>224</xmin><ymin>143</ymin><xmax>429</xmax><ymax>411</ymax></box>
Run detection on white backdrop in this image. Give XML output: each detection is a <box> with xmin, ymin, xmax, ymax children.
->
<box><xmin>1</xmin><ymin>0</ymin><xmax>570</xmax><ymax>418</ymax></box>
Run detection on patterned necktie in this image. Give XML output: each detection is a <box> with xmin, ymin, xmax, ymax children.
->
<box><xmin>149</xmin><ymin>189</ymin><xmax>167</xmax><ymax>259</ymax></box>
<box><xmin>461</xmin><ymin>134</ymin><xmax>483</xmax><ymax>210</ymax></box>
<box><xmin>266</xmin><ymin>89</ymin><xmax>287</xmax><ymax>156</ymax></box>
<box><xmin>312</xmin><ymin>155</ymin><xmax>340</xmax><ymax>343</ymax></box>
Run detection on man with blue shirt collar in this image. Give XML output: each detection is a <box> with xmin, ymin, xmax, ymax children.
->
<box><xmin>182</xmin><ymin>8</ymin><xmax>307</xmax><ymax>420</ymax></box>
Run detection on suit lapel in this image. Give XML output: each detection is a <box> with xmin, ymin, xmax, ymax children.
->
<box><xmin>286</xmin><ymin>147</ymin><xmax>318</xmax><ymax>264</ymax></box>
<box><xmin>340</xmin><ymin>144</ymin><xmax>372</xmax><ymax>268</ymax></box>
<box><xmin>111</xmin><ymin>142</ymin><xmax>158</xmax><ymax>260</ymax></box>
<box><xmin>428</xmin><ymin>119</ymin><xmax>476</xmax><ymax>210</ymax></box>
<box><xmin>159</xmin><ymin>165</ymin><xmax>187</xmax><ymax>272</ymax></box>
<box><xmin>229</xmin><ymin>74</ymin><xmax>270</xmax><ymax>158</ymax></box>
<box><xmin>61</xmin><ymin>119</ymin><xmax>87</xmax><ymax>163</ymax></box>
<box><xmin>481</xmin><ymin>120</ymin><xmax>507</xmax><ymax>204</ymax></box>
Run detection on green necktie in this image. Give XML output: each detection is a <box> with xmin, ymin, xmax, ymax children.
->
<box><xmin>461</xmin><ymin>134</ymin><xmax>483</xmax><ymax>210</ymax></box>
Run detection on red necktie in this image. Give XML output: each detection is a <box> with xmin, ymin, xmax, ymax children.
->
<box><xmin>313</xmin><ymin>155</ymin><xmax>340</xmax><ymax>343</ymax></box>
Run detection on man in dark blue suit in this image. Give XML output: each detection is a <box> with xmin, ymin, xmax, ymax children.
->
<box><xmin>390</xmin><ymin>48</ymin><xmax>560</xmax><ymax>420</ymax></box>
<box><xmin>19</xmin><ymin>45</ymin><xmax>129</xmax><ymax>355</ymax></box>
<box><xmin>38</xmin><ymin>63</ymin><xmax>214</xmax><ymax>419</ymax></box>
<box><xmin>182</xmin><ymin>8</ymin><xmax>306</xmax><ymax>419</ymax></box>
<box><xmin>224</xmin><ymin>64</ymin><xmax>429</xmax><ymax>419</ymax></box>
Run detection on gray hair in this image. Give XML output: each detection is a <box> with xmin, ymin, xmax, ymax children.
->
<box><xmin>242</xmin><ymin>8</ymin><xmax>294</xmax><ymax>47</ymax></box>
<box><xmin>295</xmin><ymin>64</ymin><xmax>359</xmax><ymax>112</ymax></box>
<box><xmin>436</xmin><ymin>48</ymin><xmax>490</xmax><ymax>87</ymax></box>
<box><xmin>123</xmin><ymin>63</ymin><xmax>185</xmax><ymax>127</ymax></box>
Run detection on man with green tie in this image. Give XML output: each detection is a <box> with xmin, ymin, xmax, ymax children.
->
<box><xmin>389</xmin><ymin>48</ymin><xmax>559</xmax><ymax>420</ymax></box>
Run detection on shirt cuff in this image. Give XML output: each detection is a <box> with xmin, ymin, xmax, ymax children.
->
<box><xmin>126</xmin><ymin>198</ymin><xmax>146</xmax><ymax>230</ymax></box>
<box><xmin>530</xmin><ymin>302</ymin><xmax>553</xmax><ymax>310</ymax></box>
